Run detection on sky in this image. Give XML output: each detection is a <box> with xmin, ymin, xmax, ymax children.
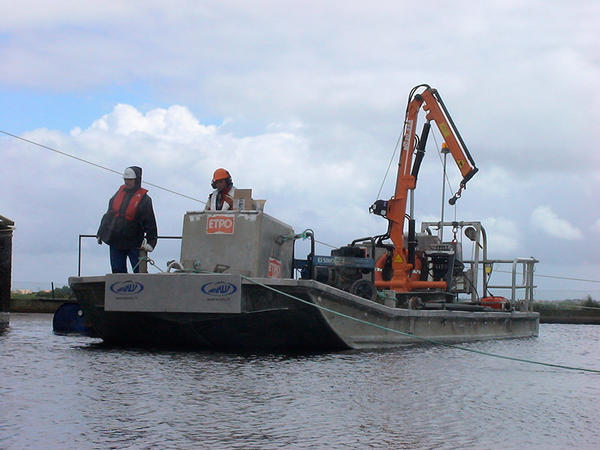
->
<box><xmin>1</xmin><ymin>0</ymin><xmax>599</xmax><ymax>300</ymax></box>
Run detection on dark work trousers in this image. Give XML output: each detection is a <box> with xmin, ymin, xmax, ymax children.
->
<box><xmin>109</xmin><ymin>247</ymin><xmax>140</xmax><ymax>273</ymax></box>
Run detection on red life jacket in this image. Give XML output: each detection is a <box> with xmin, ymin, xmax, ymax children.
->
<box><xmin>111</xmin><ymin>185</ymin><xmax>148</xmax><ymax>221</ymax></box>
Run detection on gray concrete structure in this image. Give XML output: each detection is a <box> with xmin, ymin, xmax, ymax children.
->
<box><xmin>0</xmin><ymin>214</ymin><xmax>15</xmax><ymax>329</ymax></box>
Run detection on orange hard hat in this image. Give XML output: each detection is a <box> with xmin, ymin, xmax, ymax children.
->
<box><xmin>212</xmin><ymin>168</ymin><xmax>230</xmax><ymax>182</ymax></box>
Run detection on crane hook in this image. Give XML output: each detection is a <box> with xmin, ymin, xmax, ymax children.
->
<box><xmin>448</xmin><ymin>184</ymin><xmax>465</xmax><ymax>205</ymax></box>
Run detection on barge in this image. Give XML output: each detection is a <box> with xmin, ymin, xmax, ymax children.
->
<box><xmin>69</xmin><ymin>210</ymin><xmax>539</xmax><ymax>351</ymax></box>
<box><xmin>69</xmin><ymin>85</ymin><xmax>539</xmax><ymax>351</ymax></box>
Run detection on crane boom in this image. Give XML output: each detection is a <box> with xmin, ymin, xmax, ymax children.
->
<box><xmin>373</xmin><ymin>85</ymin><xmax>478</xmax><ymax>293</ymax></box>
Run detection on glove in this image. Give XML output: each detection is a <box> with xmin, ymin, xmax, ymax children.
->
<box><xmin>97</xmin><ymin>236</ymin><xmax>102</xmax><ymax>245</ymax></box>
<box><xmin>140</xmin><ymin>238</ymin><xmax>154</xmax><ymax>252</ymax></box>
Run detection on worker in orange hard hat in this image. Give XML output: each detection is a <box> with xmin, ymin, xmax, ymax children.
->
<box><xmin>205</xmin><ymin>168</ymin><xmax>236</xmax><ymax>210</ymax></box>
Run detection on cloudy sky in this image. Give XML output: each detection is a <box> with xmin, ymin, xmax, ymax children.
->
<box><xmin>1</xmin><ymin>0</ymin><xmax>599</xmax><ymax>299</ymax></box>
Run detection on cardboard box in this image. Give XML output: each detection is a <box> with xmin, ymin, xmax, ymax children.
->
<box><xmin>253</xmin><ymin>199</ymin><xmax>266</xmax><ymax>211</ymax></box>
<box><xmin>233</xmin><ymin>189</ymin><xmax>253</xmax><ymax>210</ymax></box>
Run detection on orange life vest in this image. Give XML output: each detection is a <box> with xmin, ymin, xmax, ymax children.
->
<box><xmin>111</xmin><ymin>185</ymin><xmax>148</xmax><ymax>221</ymax></box>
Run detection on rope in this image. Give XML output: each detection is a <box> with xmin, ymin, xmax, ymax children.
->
<box><xmin>1</xmin><ymin>130</ymin><xmax>206</xmax><ymax>204</ymax></box>
<box><xmin>237</xmin><ymin>274</ymin><xmax>600</xmax><ymax>373</ymax></box>
<box><xmin>144</xmin><ymin>256</ymin><xmax>164</xmax><ymax>272</ymax></box>
<box><xmin>279</xmin><ymin>229</ymin><xmax>313</xmax><ymax>241</ymax></box>
<box><xmin>288</xmin><ymin>234</ymin><xmax>600</xmax><ymax>286</ymax></box>
<box><xmin>431</xmin><ymin>130</ymin><xmax>455</xmax><ymax>197</ymax></box>
<box><xmin>375</xmin><ymin>132</ymin><xmax>402</xmax><ymax>201</ymax></box>
<box><xmin>279</xmin><ymin>229</ymin><xmax>337</xmax><ymax>249</ymax></box>
<box><xmin>131</xmin><ymin>256</ymin><xmax>164</xmax><ymax>273</ymax></box>
<box><xmin>315</xmin><ymin>239</ymin><xmax>337</xmax><ymax>249</ymax></box>
<box><xmin>493</xmin><ymin>268</ymin><xmax>599</xmax><ymax>284</ymax></box>
<box><xmin>278</xmin><ymin>230</ymin><xmax>600</xmax><ymax>287</ymax></box>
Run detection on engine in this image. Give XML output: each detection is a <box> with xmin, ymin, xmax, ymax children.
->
<box><xmin>313</xmin><ymin>245</ymin><xmax>377</xmax><ymax>300</ymax></box>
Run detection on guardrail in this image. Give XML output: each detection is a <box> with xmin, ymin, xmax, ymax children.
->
<box><xmin>77</xmin><ymin>234</ymin><xmax>182</xmax><ymax>276</ymax></box>
<box><xmin>482</xmin><ymin>257</ymin><xmax>538</xmax><ymax>305</ymax></box>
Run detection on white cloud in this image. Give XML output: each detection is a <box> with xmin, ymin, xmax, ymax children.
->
<box><xmin>86</xmin><ymin>104</ymin><xmax>215</xmax><ymax>139</ymax></box>
<box><xmin>480</xmin><ymin>217</ymin><xmax>519</xmax><ymax>255</ymax></box>
<box><xmin>2</xmin><ymin>1</ymin><xmax>599</xmax><ymax>299</ymax></box>
<box><xmin>1</xmin><ymin>103</ymin><xmax>389</xmax><ymax>284</ymax></box>
<box><xmin>531</xmin><ymin>206</ymin><xmax>583</xmax><ymax>240</ymax></box>
<box><xmin>592</xmin><ymin>219</ymin><xmax>600</xmax><ymax>233</ymax></box>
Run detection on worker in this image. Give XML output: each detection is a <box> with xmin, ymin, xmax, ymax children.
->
<box><xmin>205</xmin><ymin>168</ymin><xmax>236</xmax><ymax>210</ymax></box>
<box><xmin>97</xmin><ymin>166</ymin><xmax>158</xmax><ymax>273</ymax></box>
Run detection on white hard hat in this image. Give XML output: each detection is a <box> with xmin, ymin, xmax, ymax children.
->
<box><xmin>123</xmin><ymin>167</ymin><xmax>136</xmax><ymax>179</ymax></box>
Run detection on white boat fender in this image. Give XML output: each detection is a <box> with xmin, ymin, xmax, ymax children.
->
<box><xmin>167</xmin><ymin>260</ymin><xmax>185</xmax><ymax>272</ymax></box>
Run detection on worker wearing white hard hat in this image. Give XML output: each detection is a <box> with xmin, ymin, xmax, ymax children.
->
<box><xmin>97</xmin><ymin>166</ymin><xmax>158</xmax><ymax>273</ymax></box>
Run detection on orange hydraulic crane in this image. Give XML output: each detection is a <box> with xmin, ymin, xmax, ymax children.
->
<box><xmin>370</xmin><ymin>84</ymin><xmax>478</xmax><ymax>293</ymax></box>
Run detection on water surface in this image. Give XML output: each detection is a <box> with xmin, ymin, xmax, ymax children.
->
<box><xmin>1</xmin><ymin>314</ymin><xmax>598</xmax><ymax>449</ymax></box>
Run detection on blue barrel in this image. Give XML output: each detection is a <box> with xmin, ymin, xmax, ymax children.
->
<box><xmin>52</xmin><ymin>302</ymin><xmax>91</xmax><ymax>335</ymax></box>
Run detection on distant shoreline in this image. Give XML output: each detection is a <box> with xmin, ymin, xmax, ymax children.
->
<box><xmin>9</xmin><ymin>297</ymin><xmax>77</xmax><ymax>313</ymax></box>
<box><xmin>533</xmin><ymin>302</ymin><xmax>600</xmax><ymax>324</ymax></box>
<box><xmin>7</xmin><ymin>297</ymin><xmax>600</xmax><ymax>324</ymax></box>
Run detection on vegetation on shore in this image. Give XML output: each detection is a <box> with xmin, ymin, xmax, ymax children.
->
<box><xmin>11</xmin><ymin>286</ymin><xmax>598</xmax><ymax>310</ymax></box>
<box><xmin>11</xmin><ymin>285</ymin><xmax>73</xmax><ymax>300</ymax></box>
<box><xmin>534</xmin><ymin>296</ymin><xmax>600</xmax><ymax>310</ymax></box>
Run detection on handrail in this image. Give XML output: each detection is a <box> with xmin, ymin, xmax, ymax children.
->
<box><xmin>483</xmin><ymin>257</ymin><xmax>538</xmax><ymax>308</ymax></box>
<box><xmin>77</xmin><ymin>234</ymin><xmax>182</xmax><ymax>276</ymax></box>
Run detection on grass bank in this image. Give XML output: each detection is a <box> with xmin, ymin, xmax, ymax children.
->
<box><xmin>533</xmin><ymin>297</ymin><xmax>600</xmax><ymax>324</ymax></box>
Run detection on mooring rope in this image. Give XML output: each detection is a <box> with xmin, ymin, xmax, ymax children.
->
<box><xmin>237</xmin><ymin>274</ymin><xmax>600</xmax><ymax>374</ymax></box>
<box><xmin>493</xmin><ymin>268</ymin><xmax>599</xmax><ymax>284</ymax></box>
<box><xmin>132</xmin><ymin>256</ymin><xmax>164</xmax><ymax>273</ymax></box>
<box><xmin>0</xmin><ymin>130</ymin><xmax>206</xmax><ymax>204</ymax></box>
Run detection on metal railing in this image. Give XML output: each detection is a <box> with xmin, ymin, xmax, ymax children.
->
<box><xmin>482</xmin><ymin>257</ymin><xmax>538</xmax><ymax>305</ymax></box>
<box><xmin>421</xmin><ymin>221</ymin><xmax>538</xmax><ymax>307</ymax></box>
<box><xmin>77</xmin><ymin>234</ymin><xmax>182</xmax><ymax>276</ymax></box>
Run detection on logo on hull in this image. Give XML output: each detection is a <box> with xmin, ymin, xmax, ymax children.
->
<box><xmin>109</xmin><ymin>280</ymin><xmax>144</xmax><ymax>295</ymax></box>
<box><xmin>201</xmin><ymin>281</ymin><xmax>238</xmax><ymax>296</ymax></box>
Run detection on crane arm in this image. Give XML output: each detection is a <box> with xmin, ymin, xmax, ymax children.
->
<box><xmin>418</xmin><ymin>87</ymin><xmax>478</xmax><ymax>186</ymax></box>
<box><xmin>373</xmin><ymin>85</ymin><xmax>478</xmax><ymax>292</ymax></box>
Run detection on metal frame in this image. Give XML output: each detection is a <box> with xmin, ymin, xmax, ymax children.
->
<box><xmin>421</xmin><ymin>221</ymin><xmax>537</xmax><ymax>306</ymax></box>
<box><xmin>77</xmin><ymin>234</ymin><xmax>182</xmax><ymax>276</ymax></box>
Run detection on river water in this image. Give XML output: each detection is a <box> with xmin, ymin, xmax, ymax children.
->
<box><xmin>1</xmin><ymin>314</ymin><xmax>599</xmax><ymax>449</ymax></box>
